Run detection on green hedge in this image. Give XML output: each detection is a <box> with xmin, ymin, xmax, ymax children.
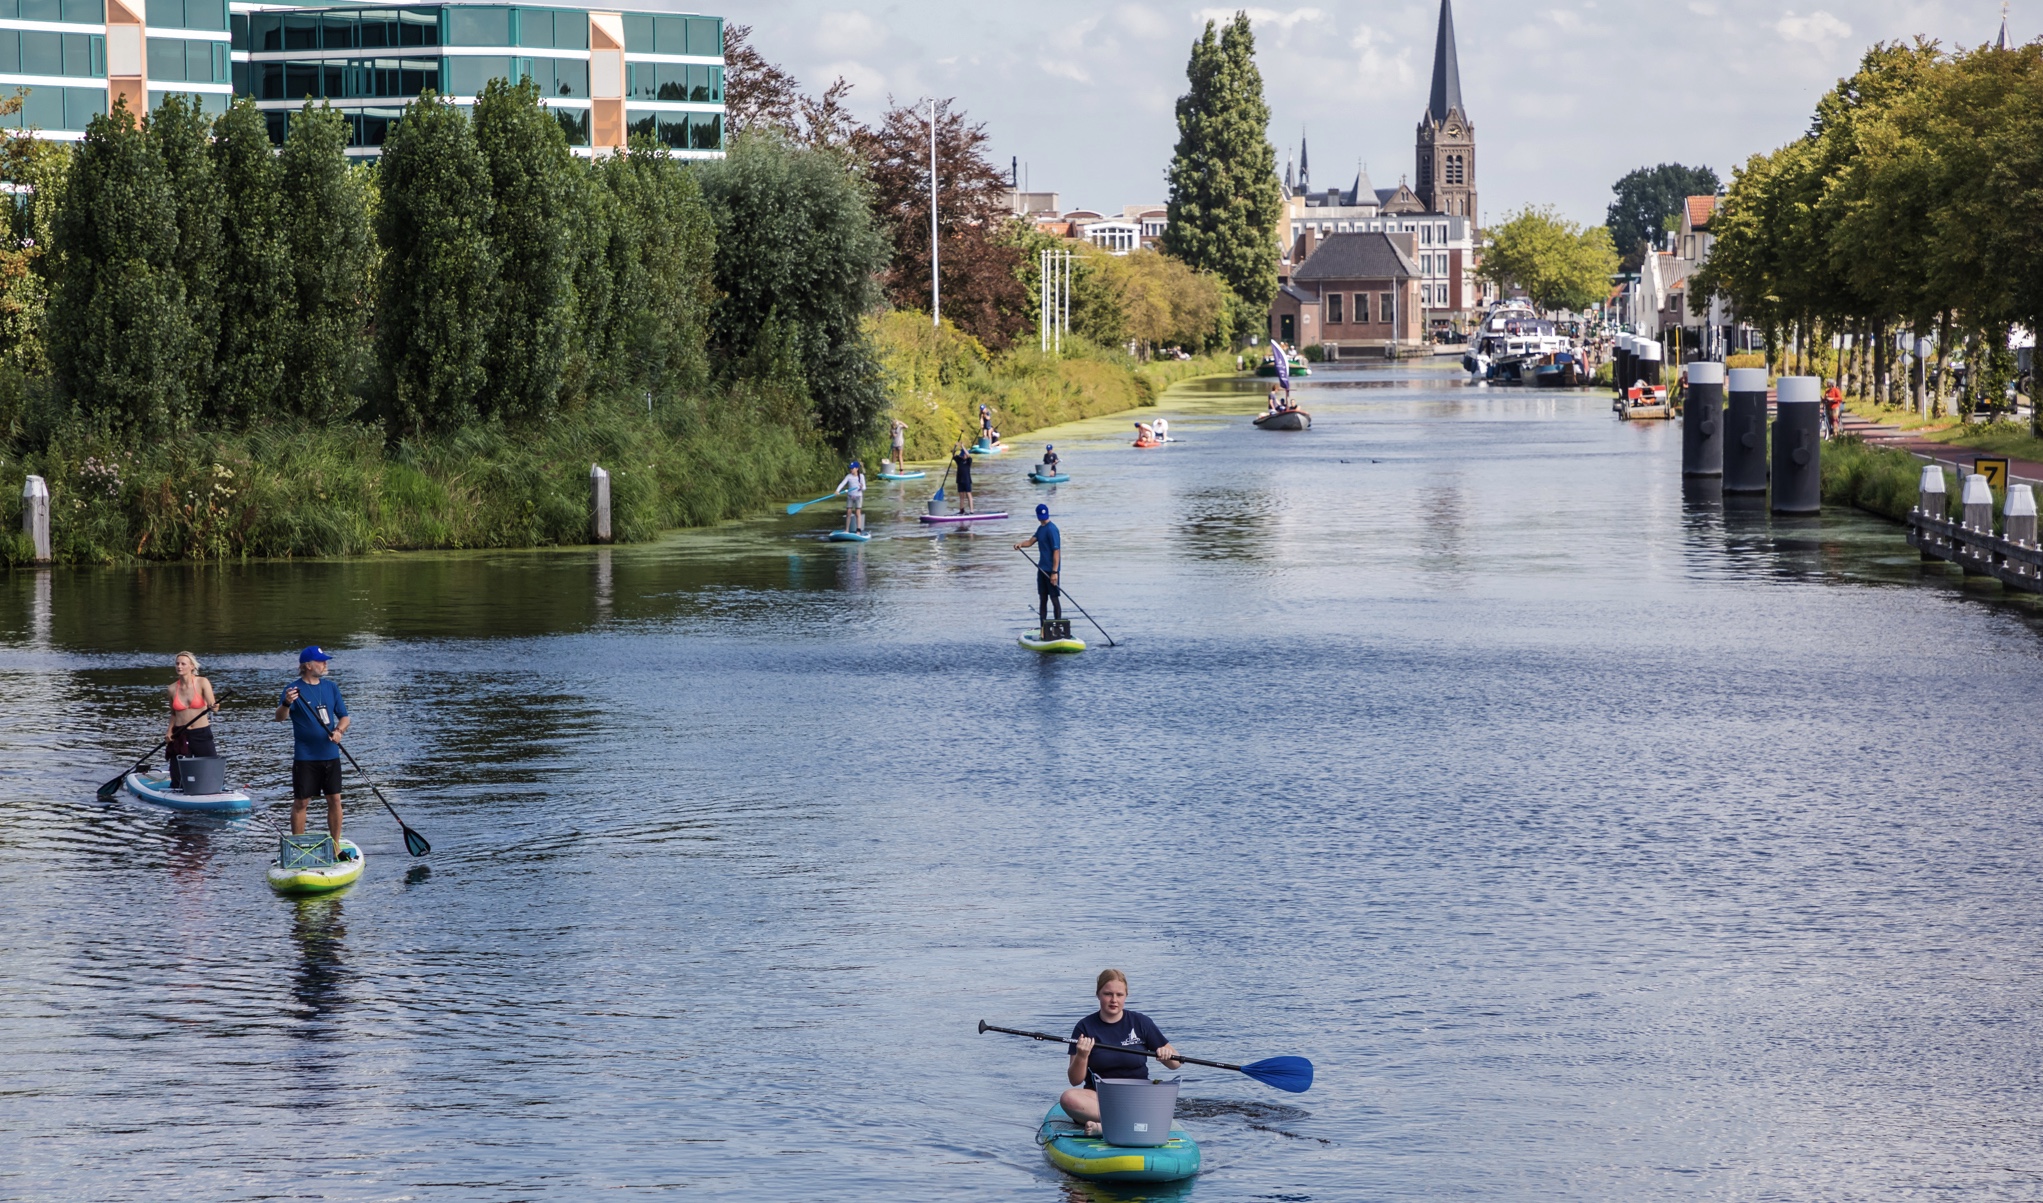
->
<box><xmin>1820</xmin><ymin>435</ymin><xmax>1947</xmax><ymax>522</ymax></box>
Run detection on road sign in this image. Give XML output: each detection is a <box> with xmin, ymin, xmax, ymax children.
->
<box><xmin>1975</xmin><ymin>457</ymin><xmax>2009</xmax><ymax>490</ymax></box>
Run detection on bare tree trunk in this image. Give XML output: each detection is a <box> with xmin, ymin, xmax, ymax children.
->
<box><xmin>1932</xmin><ymin>311</ymin><xmax>1952</xmax><ymax>418</ymax></box>
<box><xmin>1875</xmin><ymin>320</ymin><xmax>1890</xmax><ymax>409</ymax></box>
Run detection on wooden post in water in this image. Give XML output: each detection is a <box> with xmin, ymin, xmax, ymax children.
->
<box><xmin>2006</xmin><ymin>484</ymin><xmax>2037</xmax><ymax>580</ymax></box>
<box><xmin>20</xmin><ymin>475</ymin><xmax>48</xmax><ymax>563</ymax></box>
<box><xmin>589</xmin><ymin>464</ymin><xmax>612</xmax><ymax>544</ymax></box>
<box><xmin>1962</xmin><ymin>473</ymin><xmax>1994</xmax><ymax>533</ymax></box>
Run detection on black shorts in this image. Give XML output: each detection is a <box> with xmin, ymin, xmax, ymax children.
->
<box><xmin>170</xmin><ymin>724</ymin><xmax>217</xmax><ymax>760</ymax></box>
<box><xmin>1037</xmin><ymin>574</ymin><xmax>1061</xmax><ymax>598</ymax></box>
<box><xmin>293</xmin><ymin>758</ymin><xmax>344</xmax><ymax>799</ymax></box>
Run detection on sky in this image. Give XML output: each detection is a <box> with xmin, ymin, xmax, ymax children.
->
<box><xmin>698</xmin><ymin>0</ymin><xmax>2023</xmax><ymax>227</ymax></box>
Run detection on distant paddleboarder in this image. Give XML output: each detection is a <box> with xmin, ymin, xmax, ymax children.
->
<box><xmin>166</xmin><ymin>651</ymin><xmax>217</xmax><ymax>789</ymax></box>
<box><xmin>979</xmin><ymin>404</ymin><xmax>996</xmax><ymax>447</ymax></box>
<box><xmin>1061</xmin><ymin>969</ymin><xmax>1182</xmax><ymax>1137</ymax></box>
<box><xmin>274</xmin><ymin>645</ymin><xmax>354</xmax><ymax>855</ymax></box>
<box><xmin>836</xmin><ymin>460</ymin><xmax>866</xmax><ymax>534</ymax></box>
<box><xmin>889</xmin><ymin>418</ymin><xmax>907</xmax><ymax>473</ymax></box>
<box><xmin>952</xmin><ymin>443</ymin><xmax>976</xmax><ymax>514</ymax></box>
<box><xmin>1041</xmin><ymin>444</ymin><xmax>1059</xmax><ymax>476</ymax></box>
<box><xmin>1015</xmin><ymin>503</ymin><xmax>1063</xmax><ymax>635</ymax></box>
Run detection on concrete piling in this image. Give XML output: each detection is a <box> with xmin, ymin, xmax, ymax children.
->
<box><xmin>1614</xmin><ymin>335</ymin><xmax>1633</xmax><ymax>390</ymax></box>
<box><xmin>589</xmin><ymin>464</ymin><xmax>612</xmax><ymax>544</ymax></box>
<box><xmin>1637</xmin><ymin>337</ymin><xmax>1663</xmax><ymax>387</ymax></box>
<box><xmin>1962</xmin><ymin>473</ymin><xmax>1994</xmax><ymax>533</ymax></box>
<box><xmin>1771</xmin><ymin>376</ymin><xmax>1822</xmax><ymax>515</ymax></box>
<box><xmin>1725</xmin><ymin>368</ymin><xmax>1770</xmax><ymax>494</ymax></box>
<box><xmin>20</xmin><ymin>475</ymin><xmax>49</xmax><ymax>563</ymax></box>
<box><xmin>1917</xmin><ymin>465</ymin><xmax>1947</xmax><ymax>561</ymax></box>
<box><xmin>1683</xmin><ymin>361</ymin><xmax>1725</xmax><ymax>477</ymax></box>
<box><xmin>2006</xmin><ymin>485</ymin><xmax>2037</xmax><ymax>578</ymax></box>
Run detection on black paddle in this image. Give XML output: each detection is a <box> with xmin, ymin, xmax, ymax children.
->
<box><xmin>97</xmin><ymin>701</ymin><xmax>218</xmax><ymax>799</ymax></box>
<box><xmin>291</xmin><ymin>693</ymin><xmax>430</xmax><ymax>857</ymax></box>
<box><xmin>978</xmin><ymin>1021</ymin><xmax>1313</xmax><ymax>1093</ymax></box>
<box><xmin>1016</xmin><ymin>550</ymin><xmax>1117</xmax><ymax>647</ymax></box>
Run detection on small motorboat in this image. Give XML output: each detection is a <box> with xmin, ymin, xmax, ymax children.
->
<box><xmin>1253</xmin><ymin>410</ymin><xmax>1310</xmax><ymax>431</ymax></box>
<box><xmin>1618</xmin><ymin>386</ymin><xmax>1674</xmax><ymax>420</ymax></box>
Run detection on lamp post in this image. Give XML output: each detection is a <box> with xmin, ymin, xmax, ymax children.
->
<box><xmin>929</xmin><ymin>97</ymin><xmax>940</xmax><ymax>328</ymax></box>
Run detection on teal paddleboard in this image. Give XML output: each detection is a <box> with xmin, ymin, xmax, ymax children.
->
<box><xmin>1028</xmin><ymin>472</ymin><xmax>1069</xmax><ymax>484</ymax></box>
<box><xmin>876</xmin><ymin>471</ymin><xmax>925</xmax><ymax>481</ymax></box>
<box><xmin>1039</xmin><ymin>1105</ymin><xmax>1198</xmax><ymax>1183</ymax></box>
<box><xmin>827</xmin><ymin>530</ymin><xmax>871</xmax><ymax>542</ymax></box>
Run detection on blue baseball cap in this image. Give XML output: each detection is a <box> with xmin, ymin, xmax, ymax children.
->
<box><xmin>1035</xmin><ymin>504</ymin><xmax>1049</xmax><ymax>520</ymax></box>
<box><xmin>299</xmin><ymin>645</ymin><xmax>331</xmax><ymax>663</ymax></box>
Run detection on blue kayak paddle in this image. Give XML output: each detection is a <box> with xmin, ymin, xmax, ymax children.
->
<box><xmin>978</xmin><ymin>1020</ymin><xmax>1314</xmax><ymax>1093</ymax></box>
<box><xmin>785</xmin><ymin>490</ymin><xmax>843</xmax><ymax>515</ymax></box>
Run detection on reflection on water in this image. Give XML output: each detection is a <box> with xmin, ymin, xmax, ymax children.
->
<box><xmin>6</xmin><ymin>361</ymin><xmax>2043</xmax><ymax>1200</ymax></box>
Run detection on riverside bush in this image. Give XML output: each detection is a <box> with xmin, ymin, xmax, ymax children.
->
<box><xmin>0</xmin><ymin>391</ymin><xmax>830</xmax><ymax>564</ymax></box>
<box><xmin>870</xmin><ymin>311</ymin><xmax>1234</xmax><ymax>462</ymax></box>
<box><xmin>1821</xmin><ymin>435</ymin><xmax>1947</xmax><ymax>522</ymax></box>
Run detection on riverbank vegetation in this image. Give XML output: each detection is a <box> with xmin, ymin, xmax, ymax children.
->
<box><xmin>1695</xmin><ymin>36</ymin><xmax>2043</xmax><ymax>426</ymax></box>
<box><xmin>1820</xmin><ymin>435</ymin><xmax>1948</xmax><ymax>522</ymax></box>
<box><xmin>0</xmin><ymin>23</ymin><xmax>1253</xmax><ymax>564</ymax></box>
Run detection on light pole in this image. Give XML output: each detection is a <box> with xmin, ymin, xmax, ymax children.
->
<box><xmin>929</xmin><ymin>97</ymin><xmax>940</xmax><ymax>328</ymax></box>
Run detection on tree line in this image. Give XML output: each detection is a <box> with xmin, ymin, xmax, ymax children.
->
<box><xmin>1695</xmin><ymin>37</ymin><xmax>2043</xmax><ymax>419</ymax></box>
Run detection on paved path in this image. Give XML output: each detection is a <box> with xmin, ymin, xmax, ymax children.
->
<box><xmin>1838</xmin><ymin>409</ymin><xmax>2043</xmax><ymax>486</ymax></box>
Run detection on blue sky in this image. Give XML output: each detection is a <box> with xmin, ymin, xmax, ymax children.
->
<box><xmin>709</xmin><ymin>1</ymin><xmax>2023</xmax><ymax>226</ymax></box>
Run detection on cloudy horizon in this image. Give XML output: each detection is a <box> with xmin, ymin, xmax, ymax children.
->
<box><xmin>708</xmin><ymin>0</ymin><xmax>2020</xmax><ymax>227</ymax></box>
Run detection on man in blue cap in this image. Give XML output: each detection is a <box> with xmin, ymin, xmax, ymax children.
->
<box><xmin>273</xmin><ymin>645</ymin><xmax>352</xmax><ymax>850</ymax></box>
<box><xmin>1014</xmin><ymin>503</ymin><xmax>1063</xmax><ymax>637</ymax></box>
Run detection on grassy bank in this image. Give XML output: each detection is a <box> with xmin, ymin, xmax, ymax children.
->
<box><xmin>0</xmin><ymin>391</ymin><xmax>833</xmax><ymax>565</ymax></box>
<box><xmin>871</xmin><ymin>311</ymin><xmax>1236</xmax><ymax>462</ymax></box>
<box><xmin>1821</xmin><ymin>435</ymin><xmax>1948</xmax><ymax>522</ymax></box>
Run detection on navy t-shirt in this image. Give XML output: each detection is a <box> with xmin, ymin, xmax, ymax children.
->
<box><xmin>1036</xmin><ymin>520</ymin><xmax>1061</xmax><ymax>567</ymax></box>
<box><xmin>1070</xmin><ymin>1010</ymin><xmax>1168</xmax><ymax>1085</ymax></box>
<box><xmin>952</xmin><ymin>451</ymin><xmax>973</xmax><ymax>491</ymax></box>
<box><xmin>282</xmin><ymin>678</ymin><xmax>347</xmax><ymax>762</ymax></box>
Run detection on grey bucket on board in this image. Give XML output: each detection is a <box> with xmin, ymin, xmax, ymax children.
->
<box><xmin>1725</xmin><ymin>367</ymin><xmax>1770</xmax><ymax>494</ymax></box>
<box><xmin>1684</xmin><ymin>361</ymin><xmax>1725</xmax><ymax>477</ymax></box>
<box><xmin>175</xmin><ymin>755</ymin><xmax>226</xmax><ymax>795</ymax></box>
<box><xmin>1094</xmin><ymin>1077</ymin><xmax>1179</xmax><ymax>1147</ymax></box>
<box><xmin>926</xmin><ymin>497</ymin><xmax>943</xmax><ymax>516</ymax></box>
<box><xmin>1771</xmin><ymin>376</ymin><xmax>1823</xmax><ymax>514</ymax></box>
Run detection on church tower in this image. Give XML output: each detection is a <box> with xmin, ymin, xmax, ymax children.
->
<box><xmin>1415</xmin><ymin>0</ymin><xmax>1476</xmax><ymax>224</ymax></box>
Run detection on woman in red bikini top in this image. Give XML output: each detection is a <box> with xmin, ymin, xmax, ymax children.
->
<box><xmin>167</xmin><ymin>651</ymin><xmax>219</xmax><ymax>777</ymax></box>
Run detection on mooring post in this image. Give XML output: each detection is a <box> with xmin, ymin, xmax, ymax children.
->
<box><xmin>1916</xmin><ymin>465</ymin><xmax>1947</xmax><ymax>561</ymax></box>
<box><xmin>1771</xmin><ymin>376</ymin><xmax>1822</xmax><ymax>515</ymax></box>
<box><xmin>20</xmin><ymin>475</ymin><xmax>48</xmax><ymax>563</ymax></box>
<box><xmin>1962</xmin><ymin>473</ymin><xmax>1994</xmax><ymax>533</ymax></box>
<box><xmin>589</xmin><ymin>464</ymin><xmax>612</xmax><ymax>545</ymax></box>
<box><xmin>2005</xmin><ymin>484</ymin><xmax>2037</xmax><ymax>578</ymax></box>
<box><xmin>1637</xmin><ymin>337</ymin><xmax>1663</xmax><ymax>387</ymax></box>
<box><xmin>1683</xmin><ymin>361</ymin><xmax>1725</xmax><ymax>477</ymax></box>
<box><xmin>1614</xmin><ymin>335</ymin><xmax>1634</xmax><ymax>391</ymax></box>
<box><xmin>1725</xmin><ymin>368</ymin><xmax>1771</xmax><ymax>495</ymax></box>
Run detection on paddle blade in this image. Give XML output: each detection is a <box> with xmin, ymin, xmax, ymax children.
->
<box><xmin>932</xmin><ymin>487</ymin><xmax>946</xmax><ymax>501</ymax></box>
<box><xmin>95</xmin><ymin>776</ymin><xmax>124</xmax><ymax>799</ymax></box>
<box><xmin>402</xmin><ymin>826</ymin><xmax>431</xmax><ymax>857</ymax></box>
<box><xmin>1242</xmin><ymin>1056</ymin><xmax>1313</xmax><ymax>1093</ymax></box>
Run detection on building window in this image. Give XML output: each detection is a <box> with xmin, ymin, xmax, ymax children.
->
<box><xmin>146</xmin><ymin>0</ymin><xmax>226</xmax><ymax>32</ymax></box>
<box><xmin>1327</xmin><ymin>293</ymin><xmax>1343</xmax><ymax>324</ymax></box>
<box><xmin>1421</xmin><ymin>225</ymin><xmax>1433</xmax><ymax>246</ymax></box>
<box><xmin>1381</xmin><ymin>292</ymin><xmax>1393</xmax><ymax>322</ymax></box>
<box><xmin>1353</xmin><ymin>293</ymin><xmax>1368</xmax><ymax>323</ymax></box>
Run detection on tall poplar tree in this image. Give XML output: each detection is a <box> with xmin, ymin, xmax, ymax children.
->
<box><xmin>48</xmin><ymin>100</ymin><xmax>198</xmax><ymax>434</ymax></box>
<box><xmin>473</xmin><ymin>77</ymin><xmax>575</xmax><ymax>420</ymax></box>
<box><xmin>281</xmin><ymin>102</ymin><xmax>374</xmax><ymax>423</ymax></box>
<box><xmin>211</xmin><ymin>98</ymin><xmax>291</xmax><ymax>425</ymax></box>
<box><xmin>152</xmin><ymin>94</ymin><xmax>223</xmax><ymax>410</ymax></box>
<box><xmin>1161</xmin><ymin>12</ymin><xmax>1279</xmax><ymax>342</ymax></box>
<box><xmin>376</xmin><ymin>91</ymin><xmax>497</xmax><ymax>435</ymax></box>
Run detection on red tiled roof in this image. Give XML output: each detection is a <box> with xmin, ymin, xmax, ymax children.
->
<box><xmin>1686</xmin><ymin>195</ymin><xmax>1717</xmax><ymax>229</ymax></box>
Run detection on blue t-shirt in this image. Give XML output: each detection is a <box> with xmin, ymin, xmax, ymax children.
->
<box><xmin>1070</xmin><ymin>1010</ymin><xmax>1168</xmax><ymax>1084</ymax></box>
<box><xmin>282</xmin><ymin>678</ymin><xmax>348</xmax><ymax>762</ymax></box>
<box><xmin>1036</xmin><ymin>521</ymin><xmax>1061</xmax><ymax>567</ymax></box>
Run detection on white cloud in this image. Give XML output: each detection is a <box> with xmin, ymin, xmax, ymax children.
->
<box><xmin>1350</xmin><ymin>24</ymin><xmax>1415</xmax><ymax>86</ymax></box>
<box><xmin>1115</xmin><ymin>4</ymin><xmax>1170</xmax><ymax>39</ymax></box>
<box><xmin>1195</xmin><ymin>7</ymin><xmax>1327</xmax><ymax>34</ymax></box>
<box><xmin>1776</xmin><ymin>10</ymin><xmax>1851</xmax><ymax>44</ymax></box>
<box><xmin>1040</xmin><ymin>57</ymin><xmax>1092</xmax><ymax>83</ymax></box>
<box><xmin>813</xmin><ymin>58</ymin><xmax>888</xmax><ymax>98</ymax></box>
<box><xmin>1688</xmin><ymin>1</ymin><xmax>1719</xmax><ymax>14</ymax></box>
<box><xmin>814</xmin><ymin>11</ymin><xmax>887</xmax><ymax>57</ymax></box>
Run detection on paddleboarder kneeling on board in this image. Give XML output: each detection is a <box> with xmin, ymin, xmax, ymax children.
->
<box><xmin>836</xmin><ymin>460</ymin><xmax>866</xmax><ymax>535</ymax></box>
<box><xmin>952</xmin><ymin>443</ymin><xmax>976</xmax><ymax>515</ymax></box>
<box><xmin>274</xmin><ymin>645</ymin><xmax>353</xmax><ymax>855</ymax></box>
<box><xmin>1061</xmin><ymin>969</ymin><xmax>1181</xmax><ymax>1136</ymax></box>
<box><xmin>1015</xmin><ymin>504</ymin><xmax>1063</xmax><ymax>635</ymax></box>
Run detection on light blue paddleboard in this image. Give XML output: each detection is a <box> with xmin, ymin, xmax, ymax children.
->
<box><xmin>827</xmin><ymin>530</ymin><xmax>871</xmax><ymax>542</ymax></box>
<box><xmin>1039</xmin><ymin>1104</ymin><xmax>1198</xmax><ymax>1183</ymax></box>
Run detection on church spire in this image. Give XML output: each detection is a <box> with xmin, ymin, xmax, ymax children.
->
<box><xmin>1298</xmin><ymin>129</ymin><xmax>1311</xmax><ymax>192</ymax></box>
<box><xmin>1427</xmin><ymin>0</ymin><xmax>1463</xmax><ymax>123</ymax></box>
<box><xmin>1997</xmin><ymin>0</ymin><xmax>2011</xmax><ymax>50</ymax></box>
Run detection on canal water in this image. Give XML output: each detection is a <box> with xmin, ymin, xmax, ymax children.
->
<box><xmin>5</xmin><ymin>361</ymin><xmax>2042</xmax><ymax>1201</ymax></box>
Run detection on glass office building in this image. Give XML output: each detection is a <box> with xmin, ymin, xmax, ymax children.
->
<box><xmin>0</xmin><ymin>0</ymin><xmax>724</xmax><ymax>156</ymax></box>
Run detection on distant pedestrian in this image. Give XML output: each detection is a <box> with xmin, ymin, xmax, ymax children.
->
<box><xmin>1823</xmin><ymin>379</ymin><xmax>1844</xmax><ymax>438</ymax></box>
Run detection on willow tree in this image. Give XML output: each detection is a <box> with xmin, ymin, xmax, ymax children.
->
<box><xmin>1162</xmin><ymin>13</ymin><xmax>1279</xmax><ymax>342</ymax></box>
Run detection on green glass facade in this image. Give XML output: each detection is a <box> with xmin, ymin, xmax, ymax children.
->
<box><xmin>0</xmin><ymin>0</ymin><xmax>722</xmax><ymax>152</ymax></box>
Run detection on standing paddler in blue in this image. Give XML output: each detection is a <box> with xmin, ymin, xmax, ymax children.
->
<box><xmin>273</xmin><ymin>645</ymin><xmax>354</xmax><ymax>855</ymax></box>
<box><xmin>1014</xmin><ymin>503</ymin><xmax>1062</xmax><ymax>638</ymax></box>
<box><xmin>1061</xmin><ymin>969</ymin><xmax>1182</xmax><ymax>1136</ymax></box>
